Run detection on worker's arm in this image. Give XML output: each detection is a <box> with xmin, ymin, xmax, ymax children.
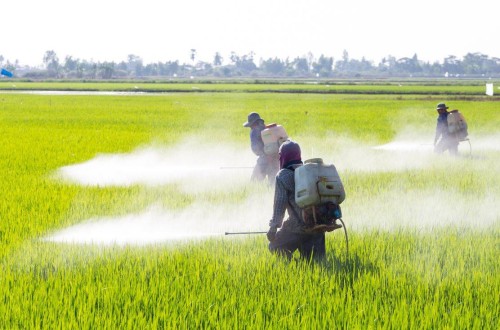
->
<box><xmin>434</xmin><ymin>120</ymin><xmax>443</xmax><ymax>145</ymax></box>
<box><xmin>250</xmin><ymin>128</ymin><xmax>265</xmax><ymax>156</ymax></box>
<box><xmin>269</xmin><ymin>177</ymin><xmax>287</xmax><ymax>230</ymax></box>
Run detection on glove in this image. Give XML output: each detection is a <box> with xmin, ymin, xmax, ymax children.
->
<box><xmin>267</xmin><ymin>226</ymin><xmax>277</xmax><ymax>242</ymax></box>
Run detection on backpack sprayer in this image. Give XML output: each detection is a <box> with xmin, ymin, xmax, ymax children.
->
<box><xmin>295</xmin><ymin>158</ymin><xmax>348</xmax><ymax>257</ymax></box>
<box><xmin>221</xmin><ymin>123</ymin><xmax>288</xmax><ymax>170</ymax></box>
<box><xmin>261</xmin><ymin>123</ymin><xmax>288</xmax><ymax>155</ymax></box>
<box><xmin>448</xmin><ymin>109</ymin><xmax>472</xmax><ymax>156</ymax></box>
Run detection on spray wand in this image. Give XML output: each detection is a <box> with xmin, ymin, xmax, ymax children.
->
<box><xmin>225</xmin><ymin>221</ymin><xmax>349</xmax><ymax>259</ymax></box>
<box><xmin>224</xmin><ymin>231</ymin><xmax>266</xmax><ymax>235</ymax></box>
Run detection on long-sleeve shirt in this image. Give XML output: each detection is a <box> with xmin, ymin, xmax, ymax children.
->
<box><xmin>435</xmin><ymin>112</ymin><xmax>450</xmax><ymax>141</ymax></box>
<box><xmin>269</xmin><ymin>167</ymin><xmax>307</xmax><ymax>233</ymax></box>
<box><xmin>250</xmin><ymin>123</ymin><xmax>266</xmax><ymax>156</ymax></box>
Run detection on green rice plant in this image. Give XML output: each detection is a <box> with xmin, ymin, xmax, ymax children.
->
<box><xmin>0</xmin><ymin>88</ymin><xmax>498</xmax><ymax>328</ymax></box>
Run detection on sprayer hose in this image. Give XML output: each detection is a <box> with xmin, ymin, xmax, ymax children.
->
<box><xmin>466</xmin><ymin>139</ymin><xmax>472</xmax><ymax>156</ymax></box>
<box><xmin>338</xmin><ymin>218</ymin><xmax>349</xmax><ymax>259</ymax></box>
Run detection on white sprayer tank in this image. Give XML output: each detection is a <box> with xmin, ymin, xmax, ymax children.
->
<box><xmin>295</xmin><ymin>158</ymin><xmax>345</xmax><ymax>208</ymax></box>
<box><xmin>261</xmin><ymin>123</ymin><xmax>288</xmax><ymax>155</ymax></box>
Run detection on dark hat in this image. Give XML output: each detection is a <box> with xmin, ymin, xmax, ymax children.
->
<box><xmin>436</xmin><ymin>103</ymin><xmax>449</xmax><ymax>110</ymax></box>
<box><xmin>243</xmin><ymin>112</ymin><xmax>263</xmax><ymax>127</ymax></box>
<box><xmin>279</xmin><ymin>139</ymin><xmax>301</xmax><ymax>169</ymax></box>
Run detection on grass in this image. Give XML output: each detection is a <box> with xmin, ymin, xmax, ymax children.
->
<box><xmin>2</xmin><ymin>231</ymin><xmax>498</xmax><ymax>328</ymax></box>
<box><xmin>0</xmin><ymin>87</ymin><xmax>498</xmax><ymax>328</ymax></box>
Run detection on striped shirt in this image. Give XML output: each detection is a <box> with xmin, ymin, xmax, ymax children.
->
<box><xmin>269</xmin><ymin>167</ymin><xmax>307</xmax><ymax>233</ymax></box>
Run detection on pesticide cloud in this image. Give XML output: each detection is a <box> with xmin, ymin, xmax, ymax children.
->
<box><xmin>345</xmin><ymin>189</ymin><xmax>499</xmax><ymax>231</ymax></box>
<box><xmin>467</xmin><ymin>134</ymin><xmax>500</xmax><ymax>152</ymax></box>
<box><xmin>45</xmin><ymin>194</ymin><xmax>273</xmax><ymax>246</ymax></box>
<box><xmin>299</xmin><ymin>130</ymin><xmax>439</xmax><ymax>173</ymax></box>
<box><xmin>48</xmin><ymin>139</ymin><xmax>274</xmax><ymax>245</ymax></box>
<box><xmin>372</xmin><ymin>133</ymin><xmax>500</xmax><ymax>152</ymax></box>
<box><xmin>306</xmin><ymin>131</ymin><xmax>500</xmax><ymax>173</ymax></box>
<box><xmin>46</xmin><ymin>134</ymin><xmax>499</xmax><ymax>246</ymax></box>
<box><xmin>56</xmin><ymin>140</ymin><xmax>257</xmax><ymax>193</ymax></box>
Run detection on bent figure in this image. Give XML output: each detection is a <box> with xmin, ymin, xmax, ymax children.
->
<box><xmin>266</xmin><ymin>140</ymin><xmax>326</xmax><ymax>260</ymax></box>
<box><xmin>243</xmin><ymin>112</ymin><xmax>279</xmax><ymax>185</ymax></box>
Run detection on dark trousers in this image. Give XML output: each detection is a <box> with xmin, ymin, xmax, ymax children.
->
<box><xmin>269</xmin><ymin>230</ymin><xmax>326</xmax><ymax>260</ymax></box>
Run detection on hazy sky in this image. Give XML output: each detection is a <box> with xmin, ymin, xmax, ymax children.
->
<box><xmin>2</xmin><ymin>0</ymin><xmax>498</xmax><ymax>67</ymax></box>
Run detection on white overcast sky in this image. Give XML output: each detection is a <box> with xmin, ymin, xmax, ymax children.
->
<box><xmin>1</xmin><ymin>0</ymin><xmax>498</xmax><ymax>66</ymax></box>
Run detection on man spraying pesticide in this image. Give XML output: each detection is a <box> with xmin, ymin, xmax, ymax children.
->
<box><xmin>266</xmin><ymin>140</ymin><xmax>346</xmax><ymax>261</ymax></box>
<box><xmin>243</xmin><ymin>112</ymin><xmax>288</xmax><ymax>186</ymax></box>
<box><xmin>434</xmin><ymin>103</ymin><xmax>470</xmax><ymax>156</ymax></box>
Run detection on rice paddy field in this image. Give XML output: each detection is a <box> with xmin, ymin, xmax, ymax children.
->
<box><xmin>0</xmin><ymin>82</ymin><xmax>499</xmax><ymax>328</ymax></box>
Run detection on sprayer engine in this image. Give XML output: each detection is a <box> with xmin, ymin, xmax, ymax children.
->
<box><xmin>301</xmin><ymin>202</ymin><xmax>342</xmax><ymax>233</ymax></box>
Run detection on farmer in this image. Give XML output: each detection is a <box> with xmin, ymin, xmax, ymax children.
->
<box><xmin>434</xmin><ymin>103</ymin><xmax>459</xmax><ymax>156</ymax></box>
<box><xmin>266</xmin><ymin>140</ymin><xmax>326</xmax><ymax>261</ymax></box>
<box><xmin>243</xmin><ymin>112</ymin><xmax>279</xmax><ymax>185</ymax></box>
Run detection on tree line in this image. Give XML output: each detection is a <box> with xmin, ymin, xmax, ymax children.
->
<box><xmin>1</xmin><ymin>50</ymin><xmax>500</xmax><ymax>79</ymax></box>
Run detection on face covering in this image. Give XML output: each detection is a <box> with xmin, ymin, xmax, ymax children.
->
<box><xmin>279</xmin><ymin>140</ymin><xmax>302</xmax><ymax>169</ymax></box>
